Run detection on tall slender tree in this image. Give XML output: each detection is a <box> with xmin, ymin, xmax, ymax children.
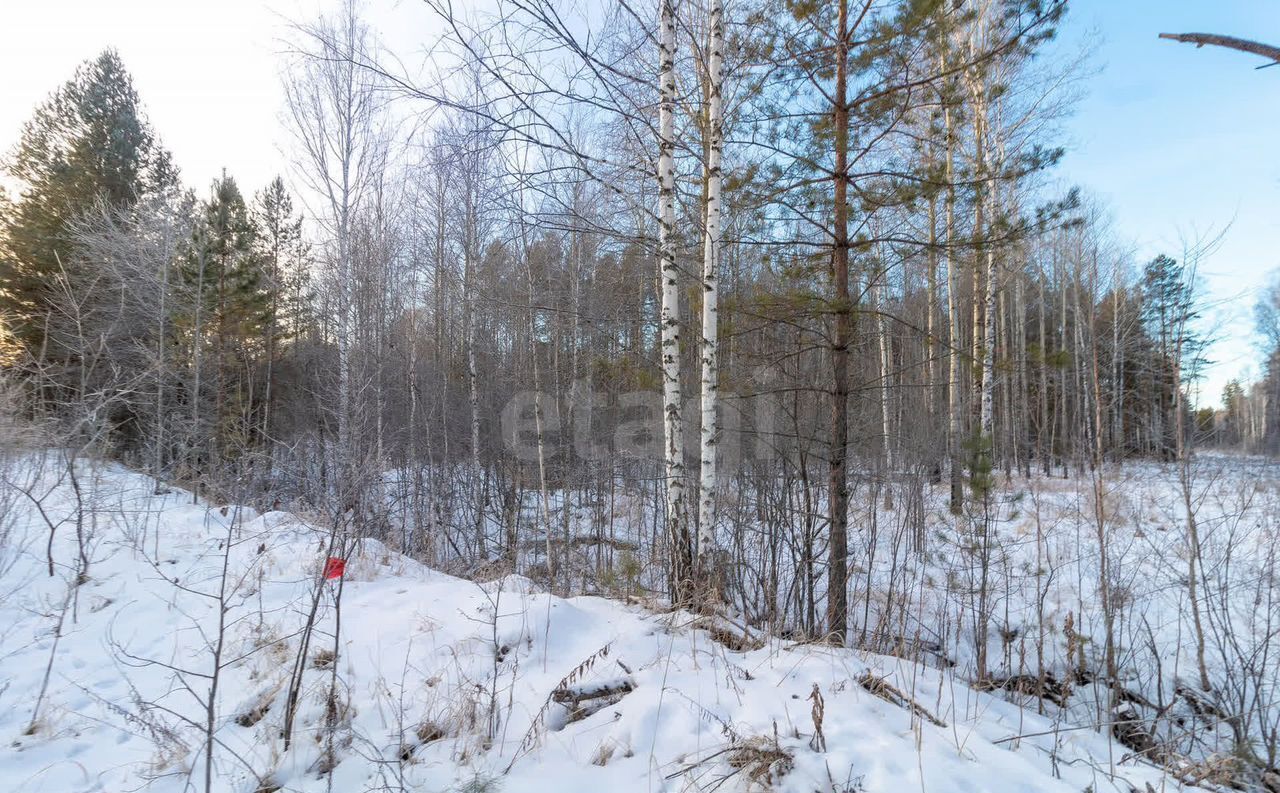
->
<box><xmin>658</xmin><ymin>0</ymin><xmax>693</xmax><ymax>602</ymax></box>
<box><xmin>697</xmin><ymin>0</ymin><xmax>726</xmax><ymax>595</ymax></box>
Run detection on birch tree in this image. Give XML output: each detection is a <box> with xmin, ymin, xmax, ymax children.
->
<box><xmin>658</xmin><ymin>0</ymin><xmax>693</xmax><ymax>602</ymax></box>
<box><xmin>284</xmin><ymin>0</ymin><xmax>391</xmax><ymax>506</ymax></box>
<box><xmin>697</xmin><ymin>0</ymin><xmax>725</xmax><ymax>594</ymax></box>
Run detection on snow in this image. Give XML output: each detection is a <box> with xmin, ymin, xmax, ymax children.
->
<box><xmin>0</xmin><ymin>455</ymin><xmax>1231</xmax><ymax>792</ymax></box>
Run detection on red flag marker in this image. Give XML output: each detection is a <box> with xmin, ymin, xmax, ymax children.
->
<box><xmin>323</xmin><ymin>557</ymin><xmax>347</xmax><ymax>580</ymax></box>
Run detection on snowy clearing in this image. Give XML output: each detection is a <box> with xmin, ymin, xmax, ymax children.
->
<box><xmin>0</xmin><ymin>455</ymin><xmax>1234</xmax><ymax>793</ymax></box>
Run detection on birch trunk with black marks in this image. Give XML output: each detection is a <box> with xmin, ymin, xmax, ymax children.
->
<box><xmin>658</xmin><ymin>0</ymin><xmax>691</xmax><ymax>602</ymax></box>
<box><xmin>697</xmin><ymin>0</ymin><xmax>724</xmax><ymax>592</ymax></box>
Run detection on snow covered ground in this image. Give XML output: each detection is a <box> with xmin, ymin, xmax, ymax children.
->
<box><xmin>0</xmin><ymin>454</ymin><xmax>1259</xmax><ymax>792</ymax></box>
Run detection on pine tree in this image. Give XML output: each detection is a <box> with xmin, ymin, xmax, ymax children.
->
<box><xmin>1140</xmin><ymin>254</ymin><xmax>1204</xmax><ymax>457</ymax></box>
<box><xmin>178</xmin><ymin>175</ymin><xmax>273</xmax><ymax>469</ymax></box>
<box><xmin>0</xmin><ymin>50</ymin><xmax>171</xmax><ymax>350</ymax></box>
<box><xmin>1221</xmin><ymin>379</ymin><xmax>1244</xmax><ymax>447</ymax></box>
<box><xmin>253</xmin><ymin>177</ymin><xmax>311</xmax><ymax>444</ymax></box>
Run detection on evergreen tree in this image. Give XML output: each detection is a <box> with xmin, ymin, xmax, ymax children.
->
<box><xmin>253</xmin><ymin>177</ymin><xmax>312</xmax><ymax>444</ymax></box>
<box><xmin>1221</xmin><ymin>378</ymin><xmax>1244</xmax><ymax>446</ymax></box>
<box><xmin>0</xmin><ymin>50</ymin><xmax>172</xmax><ymax>350</ymax></box>
<box><xmin>1141</xmin><ymin>255</ymin><xmax>1200</xmax><ymax>363</ymax></box>
<box><xmin>254</xmin><ymin>177</ymin><xmax>311</xmax><ymax>342</ymax></box>
<box><xmin>178</xmin><ymin>174</ymin><xmax>273</xmax><ymax>467</ymax></box>
<box><xmin>1140</xmin><ymin>254</ymin><xmax>1205</xmax><ymax>456</ymax></box>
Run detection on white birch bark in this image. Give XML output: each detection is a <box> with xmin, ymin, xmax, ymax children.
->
<box><xmin>189</xmin><ymin>230</ymin><xmax>208</xmax><ymax>498</ymax></box>
<box><xmin>282</xmin><ymin>0</ymin><xmax>386</xmax><ymax>500</ymax></box>
<box><xmin>697</xmin><ymin>0</ymin><xmax>724</xmax><ymax>566</ymax></box>
<box><xmin>154</xmin><ymin>202</ymin><xmax>173</xmax><ymax>493</ymax></box>
<box><xmin>517</xmin><ymin>219</ymin><xmax>552</xmax><ymax>585</ymax></box>
<box><xmin>966</xmin><ymin>25</ymin><xmax>999</xmax><ymax>449</ymax></box>
<box><xmin>977</xmin><ymin>212</ymin><xmax>999</xmax><ymax>446</ymax></box>
<box><xmin>331</xmin><ymin>14</ymin><xmax>355</xmax><ymax>490</ymax></box>
<box><xmin>658</xmin><ymin>0</ymin><xmax>689</xmax><ymax>595</ymax></box>
<box><xmin>875</xmin><ymin>260</ymin><xmax>894</xmax><ymax>472</ymax></box>
<box><xmin>943</xmin><ymin>59</ymin><xmax>964</xmax><ymax>514</ymax></box>
<box><xmin>464</xmin><ymin>192</ymin><xmax>484</xmax><ymax>556</ymax></box>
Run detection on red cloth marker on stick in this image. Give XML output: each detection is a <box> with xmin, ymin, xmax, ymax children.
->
<box><xmin>323</xmin><ymin>557</ymin><xmax>347</xmax><ymax>580</ymax></box>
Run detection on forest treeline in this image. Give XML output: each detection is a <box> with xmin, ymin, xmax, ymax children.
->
<box><xmin>1</xmin><ymin>0</ymin><xmax>1278</xmax><ymax>640</ymax></box>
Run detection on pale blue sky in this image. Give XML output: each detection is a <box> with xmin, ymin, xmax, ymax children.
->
<box><xmin>1054</xmin><ymin>0</ymin><xmax>1280</xmax><ymax>404</ymax></box>
<box><xmin>1</xmin><ymin>0</ymin><xmax>1276</xmax><ymax>405</ymax></box>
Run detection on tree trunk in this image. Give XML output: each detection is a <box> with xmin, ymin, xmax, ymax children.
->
<box><xmin>826</xmin><ymin>0</ymin><xmax>851</xmax><ymax>645</ymax></box>
<box><xmin>697</xmin><ymin>0</ymin><xmax>724</xmax><ymax>596</ymax></box>
<box><xmin>658</xmin><ymin>0</ymin><xmax>691</xmax><ymax>603</ymax></box>
<box><xmin>464</xmin><ymin>177</ymin><xmax>485</xmax><ymax>557</ymax></box>
<box><xmin>944</xmin><ymin>69</ymin><xmax>964</xmax><ymax>515</ymax></box>
<box><xmin>1172</xmin><ymin>304</ymin><xmax>1212</xmax><ymax>692</ymax></box>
